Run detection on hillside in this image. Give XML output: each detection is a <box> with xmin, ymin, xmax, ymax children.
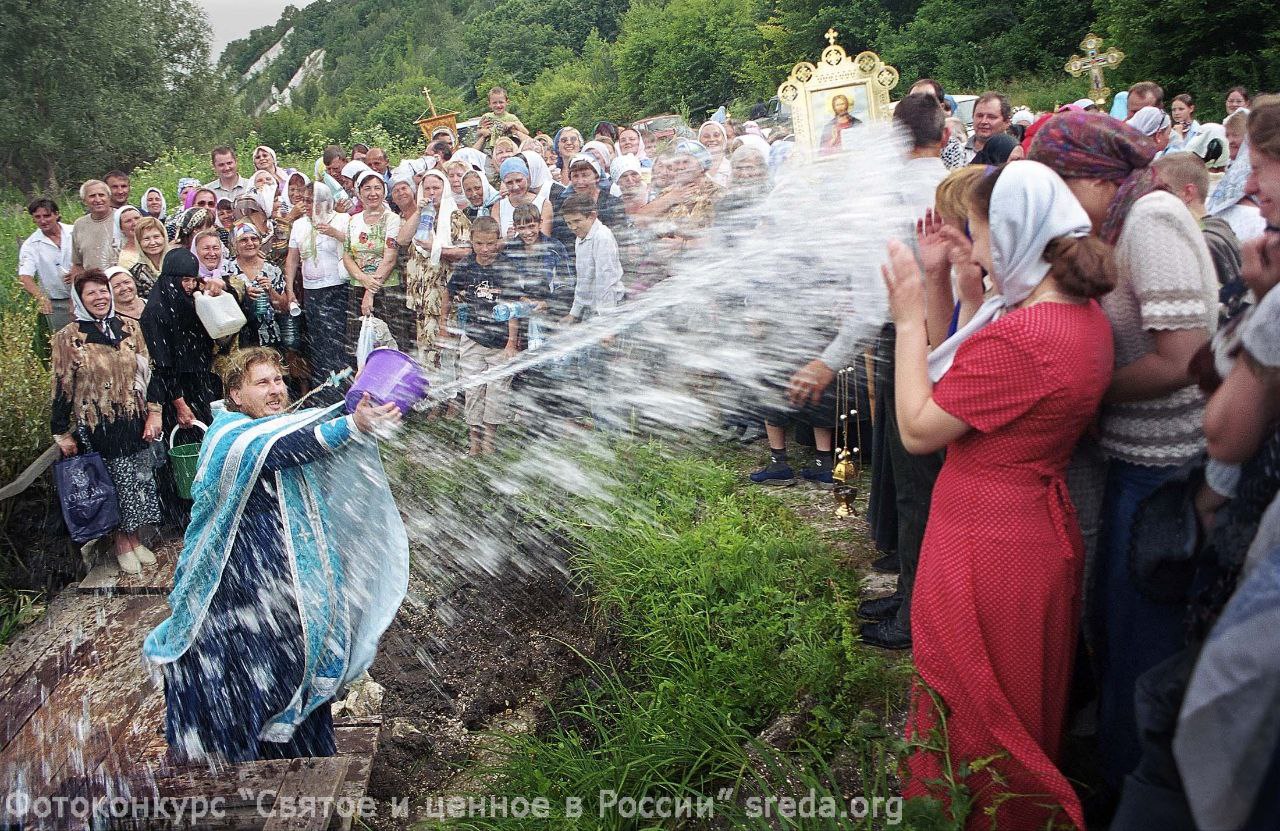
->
<box><xmin>220</xmin><ymin>0</ymin><xmax>1280</xmax><ymax>159</ymax></box>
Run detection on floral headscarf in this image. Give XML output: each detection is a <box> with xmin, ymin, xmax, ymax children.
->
<box><xmin>1027</xmin><ymin>111</ymin><xmax>1162</xmax><ymax>244</ymax></box>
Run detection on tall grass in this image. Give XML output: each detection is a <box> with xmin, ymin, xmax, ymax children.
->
<box><xmin>434</xmin><ymin>444</ymin><xmax>912</xmax><ymax>830</ymax></box>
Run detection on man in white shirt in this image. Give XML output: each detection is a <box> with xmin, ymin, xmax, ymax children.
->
<box><xmin>206</xmin><ymin>145</ymin><xmax>252</xmax><ymax>204</ymax></box>
<box><xmin>17</xmin><ymin>197</ymin><xmax>74</xmax><ymax>333</ymax></box>
<box><xmin>285</xmin><ymin>189</ymin><xmax>351</xmax><ymax>390</ymax></box>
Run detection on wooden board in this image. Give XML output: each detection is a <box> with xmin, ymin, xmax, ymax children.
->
<box><xmin>0</xmin><ymin>579</ymin><xmax>383</xmax><ymax>831</ymax></box>
<box><xmin>78</xmin><ymin>541</ymin><xmax>180</xmax><ymax>595</ymax></box>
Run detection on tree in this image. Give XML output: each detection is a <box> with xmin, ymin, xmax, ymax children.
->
<box><xmin>1099</xmin><ymin>0</ymin><xmax>1280</xmax><ymax>120</ymax></box>
<box><xmin>615</xmin><ymin>0</ymin><xmax>766</xmax><ymax>119</ymax></box>
<box><xmin>0</xmin><ymin>0</ymin><xmax>231</xmax><ymax>191</ymax></box>
<box><xmin>879</xmin><ymin>0</ymin><xmax>1092</xmax><ymax>92</ymax></box>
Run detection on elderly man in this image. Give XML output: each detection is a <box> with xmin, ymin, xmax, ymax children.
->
<box><xmin>67</xmin><ymin>180</ymin><xmax>116</xmax><ymax>283</ymax></box>
<box><xmin>143</xmin><ymin>347</ymin><xmax>407</xmax><ymax>764</ymax></box>
<box><xmin>206</xmin><ymin>146</ymin><xmax>252</xmax><ymax>204</ymax></box>
<box><xmin>17</xmin><ymin>197</ymin><xmax>74</xmax><ymax>333</ymax></box>
<box><xmin>965</xmin><ymin>91</ymin><xmax>1012</xmax><ymax>161</ymax></box>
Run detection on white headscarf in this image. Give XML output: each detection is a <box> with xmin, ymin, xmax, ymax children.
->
<box><xmin>610</xmin><ymin>153</ymin><xmax>643</xmax><ymax>184</ymax></box>
<box><xmin>254</xmin><ymin>145</ymin><xmax>285</xmax><ymax>181</ymax></box>
<box><xmin>139</xmin><ymin>187</ymin><xmax>167</xmax><ymax>220</ymax></box>
<box><xmin>112</xmin><ymin>205</ymin><xmax>141</xmax><ymax>249</ymax></box>
<box><xmin>463</xmin><ymin>169</ymin><xmax>500</xmax><ymax>216</ymax></box>
<box><xmin>341</xmin><ymin>160</ymin><xmax>377</xmax><ymax>183</ymax></box>
<box><xmin>454</xmin><ymin>148</ymin><xmax>489</xmax><ymax>176</ymax></box>
<box><xmin>418</xmin><ymin>169</ymin><xmax>458</xmax><ymax>267</ymax></box>
<box><xmin>732</xmin><ymin>134</ymin><xmax>772</xmax><ymax>162</ymax></box>
<box><xmin>521</xmin><ymin>150</ymin><xmax>554</xmax><ymax>204</ymax></box>
<box><xmin>72</xmin><ymin>270</ymin><xmax>119</xmax><ymax>337</ymax></box>
<box><xmin>927</xmin><ymin>161</ymin><xmax>1092</xmax><ymax>381</ymax></box>
<box><xmin>1127</xmin><ymin>106</ymin><xmax>1171</xmax><ymax>137</ymax></box>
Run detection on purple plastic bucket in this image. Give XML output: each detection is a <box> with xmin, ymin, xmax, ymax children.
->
<box><xmin>345</xmin><ymin>348</ymin><xmax>430</xmax><ymax>414</ymax></box>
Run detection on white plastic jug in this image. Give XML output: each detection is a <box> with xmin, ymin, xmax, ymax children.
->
<box><xmin>194</xmin><ymin>290</ymin><xmax>247</xmax><ymax>339</ymax></box>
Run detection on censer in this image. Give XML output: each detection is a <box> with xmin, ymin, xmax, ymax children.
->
<box><xmin>832</xmin><ymin>366</ymin><xmax>862</xmax><ymax>517</ymax></box>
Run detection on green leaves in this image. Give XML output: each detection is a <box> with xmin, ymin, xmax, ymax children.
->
<box><xmin>0</xmin><ymin>0</ymin><xmax>236</xmax><ymax>191</ymax></box>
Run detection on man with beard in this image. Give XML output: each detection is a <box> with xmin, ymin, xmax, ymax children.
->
<box><xmin>143</xmin><ymin>347</ymin><xmax>407</xmax><ymax>763</ymax></box>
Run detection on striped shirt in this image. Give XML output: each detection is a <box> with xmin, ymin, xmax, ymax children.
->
<box><xmin>1101</xmin><ymin>191</ymin><xmax>1219</xmax><ymax>466</ymax></box>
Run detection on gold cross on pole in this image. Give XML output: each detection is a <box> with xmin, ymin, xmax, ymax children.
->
<box><xmin>825</xmin><ymin>28</ymin><xmax>839</xmax><ymax>46</ymax></box>
<box><xmin>1064</xmin><ymin>33</ymin><xmax>1125</xmax><ymax>107</ymax></box>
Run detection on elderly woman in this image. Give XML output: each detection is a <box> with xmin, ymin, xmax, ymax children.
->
<box><xmin>888</xmin><ymin>161</ymin><xmax>1117</xmax><ymax>831</ymax></box>
<box><xmin>698</xmin><ymin>121</ymin><xmax>732</xmax><ymax>187</ymax></box>
<box><xmin>443</xmin><ymin>159</ymin><xmax>470</xmax><ymax>211</ymax></box>
<box><xmin>234</xmin><ymin>192</ymin><xmax>289</xmax><ymax>269</ymax></box>
<box><xmin>107</xmin><ymin>266</ymin><xmax>147</xmax><ymax>321</ymax></box>
<box><xmin>1029</xmin><ymin>112</ymin><xmax>1219</xmax><ymax>792</ymax></box>
<box><xmin>227</xmin><ymin>222</ymin><xmax>289</xmax><ymax>350</ymax></box>
<box><xmin>405</xmin><ymin>168</ymin><xmax>471</xmax><ymax>364</ymax></box>
<box><xmin>1207</xmin><ymin>110</ymin><xmax>1268</xmax><ymax>242</ymax></box>
<box><xmin>496</xmin><ymin>156</ymin><xmax>553</xmax><ymax>238</ymax></box>
<box><xmin>343</xmin><ymin>170</ymin><xmax>412</xmax><ymax>354</ymax></box>
<box><xmin>54</xmin><ymin>269</ymin><xmax>163</xmax><ymax>574</ymax></box>
<box><xmin>461</xmin><ymin>169</ymin><xmax>500</xmax><ymax>221</ymax></box>
<box><xmin>128</xmin><ymin>216</ymin><xmax>169</xmax><ymax>297</ymax></box>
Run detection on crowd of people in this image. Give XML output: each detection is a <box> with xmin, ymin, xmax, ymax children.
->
<box><xmin>15</xmin><ymin>74</ymin><xmax>1280</xmax><ymax>827</ymax></box>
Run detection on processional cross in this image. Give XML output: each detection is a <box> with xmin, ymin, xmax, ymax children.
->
<box><xmin>1064</xmin><ymin>33</ymin><xmax>1125</xmax><ymax>106</ymax></box>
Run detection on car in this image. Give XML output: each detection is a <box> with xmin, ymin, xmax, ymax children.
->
<box><xmin>949</xmin><ymin>94</ymin><xmax>977</xmax><ymax>130</ymax></box>
<box><xmin>751</xmin><ymin>96</ymin><xmax>794</xmax><ymax>137</ymax></box>
<box><xmin>631</xmin><ymin>114</ymin><xmax>695</xmax><ymax>144</ymax></box>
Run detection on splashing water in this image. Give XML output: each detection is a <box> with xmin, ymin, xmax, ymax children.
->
<box><xmin>2</xmin><ymin>125</ymin><xmax>931</xmax><ymax>821</ymax></box>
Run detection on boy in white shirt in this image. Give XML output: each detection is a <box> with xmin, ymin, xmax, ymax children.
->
<box><xmin>561</xmin><ymin>193</ymin><xmax>625</xmax><ymax>428</ymax></box>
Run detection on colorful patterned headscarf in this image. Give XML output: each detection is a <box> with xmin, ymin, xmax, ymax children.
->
<box><xmin>1027</xmin><ymin>111</ymin><xmax>1163</xmax><ymax>244</ymax></box>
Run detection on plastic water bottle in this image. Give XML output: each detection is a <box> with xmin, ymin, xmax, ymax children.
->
<box><xmin>415</xmin><ymin>202</ymin><xmax>436</xmax><ymax>245</ymax></box>
<box><xmin>254</xmin><ymin>291</ymin><xmax>271</xmax><ymax>323</ymax></box>
<box><xmin>280</xmin><ymin>302</ymin><xmax>302</xmax><ymax>348</ymax></box>
<box><xmin>492</xmin><ymin>302</ymin><xmax>529</xmax><ymax>321</ymax></box>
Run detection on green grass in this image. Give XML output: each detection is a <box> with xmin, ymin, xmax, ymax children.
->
<box><xmin>413</xmin><ymin>443</ymin><xmax>915</xmax><ymax>830</ymax></box>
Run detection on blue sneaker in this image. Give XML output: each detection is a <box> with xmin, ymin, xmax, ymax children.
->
<box><xmin>749</xmin><ymin>462</ymin><xmax>795</xmax><ymax>486</ymax></box>
<box><xmin>799</xmin><ymin>465</ymin><xmax>834</xmax><ymax>486</ymax></box>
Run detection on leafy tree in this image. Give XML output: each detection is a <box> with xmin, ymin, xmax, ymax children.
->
<box><xmin>1099</xmin><ymin>0</ymin><xmax>1280</xmax><ymax>121</ymax></box>
<box><xmin>0</xmin><ymin>0</ymin><xmax>234</xmax><ymax>191</ymax></box>
<box><xmin>615</xmin><ymin>0</ymin><xmax>766</xmax><ymax>119</ymax></box>
<box><xmin>879</xmin><ymin>0</ymin><xmax>1094</xmax><ymax>93</ymax></box>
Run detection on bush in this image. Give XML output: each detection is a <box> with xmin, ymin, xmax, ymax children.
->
<box><xmin>0</xmin><ymin>299</ymin><xmax>53</xmax><ymax>531</ymax></box>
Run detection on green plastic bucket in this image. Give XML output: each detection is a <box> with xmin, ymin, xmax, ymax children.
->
<box><xmin>168</xmin><ymin>421</ymin><xmax>208</xmax><ymax>500</ymax></box>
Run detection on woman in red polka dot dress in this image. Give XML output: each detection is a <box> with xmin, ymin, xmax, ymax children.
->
<box><xmin>881</xmin><ymin>161</ymin><xmax>1116</xmax><ymax>830</ymax></box>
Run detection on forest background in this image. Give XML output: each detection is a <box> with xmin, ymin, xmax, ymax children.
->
<box><xmin>3</xmin><ymin>0</ymin><xmax>1280</xmax><ymax>194</ymax></box>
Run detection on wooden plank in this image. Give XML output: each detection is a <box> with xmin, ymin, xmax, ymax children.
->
<box><xmin>329</xmin><ymin>725</ymin><xmax>379</xmax><ymax>831</ymax></box>
<box><xmin>0</xmin><ymin>597</ymin><xmax>166</xmax><ymax>800</ymax></box>
<box><xmin>0</xmin><ymin>590</ymin><xmax>113</xmax><ymax>693</ymax></box>
<box><xmin>79</xmin><ymin>541</ymin><xmax>180</xmax><ymax>595</ymax></box>
<box><xmin>262</xmin><ymin>756</ymin><xmax>350</xmax><ymax>831</ymax></box>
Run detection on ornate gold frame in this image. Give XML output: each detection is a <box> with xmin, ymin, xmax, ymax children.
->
<box><xmin>777</xmin><ymin>29</ymin><xmax>900</xmax><ymax>154</ymax></box>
